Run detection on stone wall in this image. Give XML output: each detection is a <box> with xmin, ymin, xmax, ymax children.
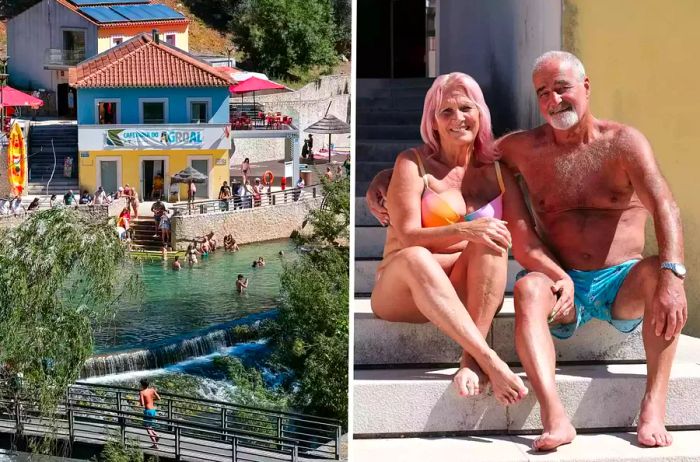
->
<box><xmin>170</xmin><ymin>197</ymin><xmax>323</xmax><ymax>249</ymax></box>
<box><xmin>0</xmin><ymin>146</ymin><xmax>11</xmax><ymax>198</ymax></box>
<box><xmin>0</xmin><ymin>197</ymin><xmax>127</xmax><ymax>231</ymax></box>
<box><xmin>0</xmin><ymin>215</ymin><xmax>25</xmax><ymax>230</ymax></box>
<box><xmin>231</xmin><ymin>74</ymin><xmax>351</xmax><ymax>165</ymax></box>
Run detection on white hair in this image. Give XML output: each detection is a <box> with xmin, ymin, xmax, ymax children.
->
<box><xmin>533</xmin><ymin>51</ymin><xmax>586</xmax><ymax>81</ymax></box>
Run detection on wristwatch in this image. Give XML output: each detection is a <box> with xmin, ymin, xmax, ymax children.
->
<box><xmin>660</xmin><ymin>262</ymin><xmax>687</xmax><ymax>280</ymax></box>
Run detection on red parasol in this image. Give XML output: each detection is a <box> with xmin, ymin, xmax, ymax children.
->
<box><xmin>0</xmin><ymin>86</ymin><xmax>44</xmax><ymax>109</ymax></box>
<box><xmin>229</xmin><ymin>76</ymin><xmax>287</xmax><ymax>95</ymax></box>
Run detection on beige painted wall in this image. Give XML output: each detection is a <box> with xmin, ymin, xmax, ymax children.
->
<box><xmin>565</xmin><ymin>0</ymin><xmax>700</xmax><ymax>335</ymax></box>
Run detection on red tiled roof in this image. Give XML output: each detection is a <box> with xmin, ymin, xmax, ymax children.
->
<box><xmin>55</xmin><ymin>0</ymin><xmax>189</xmax><ymax>28</ymax></box>
<box><xmin>70</xmin><ymin>34</ymin><xmax>237</xmax><ymax>88</ymax></box>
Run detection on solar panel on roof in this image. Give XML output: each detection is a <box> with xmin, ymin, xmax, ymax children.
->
<box><xmin>70</xmin><ymin>0</ymin><xmax>148</xmax><ymax>5</ymax></box>
<box><xmin>79</xmin><ymin>6</ymin><xmax>130</xmax><ymax>23</ymax></box>
<box><xmin>111</xmin><ymin>4</ymin><xmax>185</xmax><ymax>21</ymax></box>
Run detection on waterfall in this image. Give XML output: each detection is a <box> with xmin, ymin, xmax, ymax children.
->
<box><xmin>81</xmin><ymin>312</ymin><xmax>275</xmax><ymax>378</ymax></box>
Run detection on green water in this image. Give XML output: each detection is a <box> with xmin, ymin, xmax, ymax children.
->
<box><xmin>94</xmin><ymin>239</ymin><xmax>296</xmax><ymax>353</ymax></box>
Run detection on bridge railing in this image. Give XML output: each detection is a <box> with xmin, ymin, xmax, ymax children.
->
<box><xmin>70</xmin><ymin>382</ymin><xmax>341</xmax><ymax>459</ymax></box>
<box><xmin>170</xmin><ymin>185</ymin><xmax>322</xmax><ymax>216</ymax></box>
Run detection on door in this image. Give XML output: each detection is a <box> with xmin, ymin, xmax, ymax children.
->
<box><xmin>143</xmin><ymin>160</ymin><xmax>154</xmax><ymax>200</ymax></box>
<box><xmin>357</xmin><ymin>0</ymin><xmax>426</xmax><ymax>78</ymax></box>
<box><xmin>57</xmin><ymin>83</ymin><xmax>68</xmax><ymax>117</ymax></box>
<box><xmin>142</xmin><ymin>160</ymin><xmax>165</xmax><ymax>200</ymax></box>
<box><xmin>99</xmin><ymin>160</ymin><xmax>118</xmax><ymax>195</ymax></box>
<box><xmin>190</xmin><ymin>159</ymin><xmax>209</xmax><ymax>199</ymax></box>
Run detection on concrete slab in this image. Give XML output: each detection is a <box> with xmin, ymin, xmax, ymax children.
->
<box><xmin>353</xmin><ymin>363</ymin><xmax>700</xmax><ymax>435</ymax></box>
<box><xmin>355</xmin><ymin>258</ymin><xmax>523</xmax><ymax>295</ymax></box>
<box><xmin>352</xmin><ymin>431</ymin><xmax>700</xmax><ymax>461</ymax></box>
<box><xmin>353</xmin><ymin>298</ymin><xmax>669</xmax><ymax>365</ymax></box>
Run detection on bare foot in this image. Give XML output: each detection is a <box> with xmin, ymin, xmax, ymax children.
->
<box><xmin>637</xmin><ymin>394</ymin><xmax>672</xmax><ymax>447</ymax></box>
<box><xmin>533</xmin><ymin>418</ymin><xmax>576</xmax><ymax>451</ymax></box>
<box><xmin>453</xmin><ymin>354</ymin><xmax>489</xmax><ymax>397</ymax></box>
<box><xmin>481</xmin><ymin>352</ymin><xmax>528</xmax><ymax>405</ymax></box>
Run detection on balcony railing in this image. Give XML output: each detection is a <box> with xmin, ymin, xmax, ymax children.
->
<box><xmin>44</xmin><ymin>48</ymin><xmax>86</xmax><ymax>68</ymax></box>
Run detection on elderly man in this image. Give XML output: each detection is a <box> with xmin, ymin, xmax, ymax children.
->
<box><xmin>365</xmin><ymin>51</ymin><xmax>686</xmax><ymax>450</ymax></box>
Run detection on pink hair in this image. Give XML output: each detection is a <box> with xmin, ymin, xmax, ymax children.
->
<box><xmin>419</xmin><ymin>73</ymin><xmax>498</xmax><ymax>163</ymax></box>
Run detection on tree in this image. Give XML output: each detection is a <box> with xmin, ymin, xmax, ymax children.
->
<box><xmin>270</xmin><ymin>175</ymin><xmax>349</xmax><ymax>425</ymax></box>
<box><xmin>0</xmin><ymin>208</ymin><xmax>138</xmax><ymax>414</ymax></box>
<box><xmin>229</xmin><ymin>0</ymin><xmax>339</xmax><ymax>78</ymax></box>
<box><xmin>0</xmin><ymin>0</ymin><xmax>42</xmax><ymax>19</ymax></box>
<box><xmin>330</xmin><ymin>0</ymin><xmax>351</xmax><ymax>57</ymax></box>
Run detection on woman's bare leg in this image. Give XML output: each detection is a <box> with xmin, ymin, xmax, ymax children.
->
<box><xmin>448</xmin><ymin>243</ymin><xmax>508</xmax><ymax>398</ymax></box>
<box><xmin>371</xmin><ymin>246</ymin><xmax>526</xmax><ymax>405</ymax></box>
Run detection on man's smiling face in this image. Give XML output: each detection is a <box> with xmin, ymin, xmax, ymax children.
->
<box><xmin>533</xmin><ymin>59</ymin><xmax>590</xmax><ymax>131</ymax></box>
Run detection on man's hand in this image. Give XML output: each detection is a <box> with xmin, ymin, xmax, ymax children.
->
<box><xmin>652</xmin><ymin>273</ymin><xmax>687</xmax><ymax>340</ymax></box>
<box><xmin>365</xmin><ymin>169</ymin><xmax>393</xmax><ymax>226</ymax></box>
<box><xmin>548</xmin><ymin>275</ymin><xmax>575</xmax><ymax>324</ymax></box>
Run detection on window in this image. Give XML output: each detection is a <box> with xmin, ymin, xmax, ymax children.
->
<box><xmin>165</xmin><ymin>34</ymin><xmax>176</xmax><ymax>46</ymax></box>
<box><xmin>63</xmin><ymin>29</ymin><xmax>86</xmax><ymax>64</ymax></box>
<box><xmin>112</xmin><ymin>37</ymin><xmax>123</xmax><ymax>48</ymax></box>
<box><xmin>142</xmin><ymin>101</ymin><xmax>166</xmax><ymax>124</ymax></box>
<box><xmin>97</xmin><ymin>101</ymin><xmax>119</xmax><ymax>124</ymax></box>
<box><xmin>190</xmin><ymin>101</ymin><xmax>208</xmax><ymax>123</ymax></box>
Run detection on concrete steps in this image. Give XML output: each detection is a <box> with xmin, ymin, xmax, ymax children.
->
<box><xmin>352</xmin><ymin>298</ymin><xmax>666</xmax><ymax>366</ymax></box>
<box><xmin>354</xmin><ymin>361</ymin><xmax>700</xmax><ymax>435</ymax></box>
<box><xmin>353</xmin><ymin>431</ymin><xmax>700</xmax><ymax>461</ymax></box>
<box><xmin>28</xmin><ymin>124</ymin><xmax>78</xmax><ymax>183</ymax></box>
<box><xmin>355</xmin><ymin>140</ymin><xmax>417</xmax><ymax>163</ymax></box>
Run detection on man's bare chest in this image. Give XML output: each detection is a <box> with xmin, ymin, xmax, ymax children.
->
<box><xmin>515</xmin><ymin>146</ymin><xmax>634</xmax><ymax>212</ymax></box>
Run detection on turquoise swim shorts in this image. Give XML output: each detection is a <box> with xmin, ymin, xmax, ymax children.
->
<box><xmin>517</xmin><ymin>259</ymin><xmax>643</xmax><ymax>339</ymax></box>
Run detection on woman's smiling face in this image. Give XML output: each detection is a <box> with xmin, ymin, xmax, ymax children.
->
<box><xmin>434</xmin><ymin>86</ymin><xmax>480</xmax><ymax>149</ymax></box>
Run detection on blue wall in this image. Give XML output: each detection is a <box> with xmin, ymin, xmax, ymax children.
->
<box><xmin>76</xmin><ymin>87</ymin><xmax>230</xmax><ymax>124</ymax></box>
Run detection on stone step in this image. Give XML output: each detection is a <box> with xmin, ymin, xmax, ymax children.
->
<box><xmin>357</xmin><ymin>96</ymin><xmax>424</xmax><ymax>112</ymax></box>
<box><xmin>351</xmin><ymin>297</ymin><xmax>685</xmax><ymax>365</ymax></box>
<box><xmin>353</xmin><ymin>430</ymin><xmax>700</xmax><ymax>461</ymax></box>
<box><xmin>355</xmin><ymin>197</ymin><xmax>378</xmax><ymax>226</ymax></box>
<box><xmin>353</xmin><ymin>161</ymin><xmax>394</xmax><ymax>186</ymax></box>
<box><xmin>354</xmin><ymin>226</ymin><xmax>386</xmax><ymax>258</ymax></box>
<box><xmin>355</xmin><ymin>140</ymin><xmax>414</xmax><ymax>163</ymax></box>
<box><xmin>356</xmin><ymin>124</ymin><xmax>421</xmax><ymax>140</ymax></box>
<box><xmin>358</xmin><ymin>78</ymin><xmax>434</xmax><ymax>93</ymax></box>
<box><xmin>353</xmin><ymin>361</ymin><xmax>700</xmax><ymax>435</ymax></box>
<box><xmin>354</xmin><ymin>258</ymin><xmax>524</xmax><ymax>295</ymax></box>
<box><xmin>355</xmin><ymin>110</ymin><xmax>423</xmax><ymax>126</ymax></box>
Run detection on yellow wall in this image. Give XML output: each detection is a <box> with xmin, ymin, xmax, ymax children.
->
<box><xmin>97</xmin><ymin>25</ymin><xmax>189</xmax><ymax>53</ymax></box>
<box><xmin>78</xmin><ymin>149</ymin><xmax>229</xmax><ymax>200</ymax></box>
<box><xmin>565</xmin><ymin>0</ymin><xmax>700</xmax><ymax>335</ymax></box>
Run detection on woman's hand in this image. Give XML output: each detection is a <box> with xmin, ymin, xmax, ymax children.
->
<box><xmin>459</xmin><ymin>218</ymin><xmax>512</xmax><ymax>253</ymax></box>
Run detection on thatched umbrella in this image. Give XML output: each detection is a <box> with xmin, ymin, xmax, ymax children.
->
<box><xmin>171</xmin><ymin>166</ymin><xmax>208</xmax><ymax>184</ymax></box>
<box><xmin>171</xmin><ymin>166</ymin><xmax>208</xmax><ymax>212</ymax></box>
<box><xmin>304</xmin><ymin>113</ymin><xmax>350</xmax><ymax>163</ymax></box>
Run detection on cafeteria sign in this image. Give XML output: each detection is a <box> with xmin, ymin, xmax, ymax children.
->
<box><xmin>105</xmin><ymin>129</ymin><xmax>204</xmax><ymax>148</ymax></box>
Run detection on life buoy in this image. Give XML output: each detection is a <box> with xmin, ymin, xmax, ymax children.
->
<box><xmin>262</xmin><ymin>170</ymin><xmax>274</xmax><ymax>186</ymax></box>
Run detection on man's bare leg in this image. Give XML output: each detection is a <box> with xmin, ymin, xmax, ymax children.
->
<box><xmin>514</xmin><ymin>273</ymin><xmax>577</xmax><ymax>451</ymax></box>
<box><xmin>450</xmin><ymin>243</ymin><xmax>508</xmax><ymax>399</ymax></box>
<box><xmin>612</xmin><ymin>256</ymin><xmax>678</xmax><ymax>447</ymax></box>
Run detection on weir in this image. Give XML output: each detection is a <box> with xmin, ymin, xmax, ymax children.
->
<box><xmin>82</xmin><ymin>312</ymin><xmax>276</xmax><ymax>378</ymax></box>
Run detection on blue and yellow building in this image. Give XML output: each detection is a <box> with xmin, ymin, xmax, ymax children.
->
<box><xmin>70</xmin><ymin>32</ymin><xmax>234</xmax><ymax>200</ymax></box>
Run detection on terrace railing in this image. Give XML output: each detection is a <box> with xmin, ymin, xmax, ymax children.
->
<box><xmin>170</xmin><ymin>185</ymin><xmax>322</xmax><ymax>216</ymax></box>
<box><xmin>0</xmin><ymin>381</ymin><xmax>341</xmax><ymax>460</ymax></box>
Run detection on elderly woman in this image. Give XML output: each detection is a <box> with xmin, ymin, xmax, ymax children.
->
<box><xmin>371</xmin><ymin>73</ymin><xmax>536</xmax><ymax>405</ymax></box>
